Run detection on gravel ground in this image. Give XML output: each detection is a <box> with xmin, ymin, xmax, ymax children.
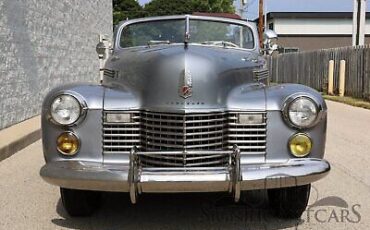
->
<box><xmin>0</xmin><ymin>100</ymin><xmax>369</xmax><ymax>230</ymax></box>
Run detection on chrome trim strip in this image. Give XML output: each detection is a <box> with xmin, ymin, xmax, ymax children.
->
<box><xmin>136</xmin><ymin>150</ymin><xmax>232</xmax><ymax>155</ymax></box>
<box><xmin>103</xmin><ymin>127</ymin><xmax>141</xmax><ymax>131</ymax></box>
<box><xmin>103</xmin><ymin>133</ymin><xmax>141</xmax><ymax>137</ymax></box>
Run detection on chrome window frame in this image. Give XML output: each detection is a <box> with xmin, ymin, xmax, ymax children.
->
<box><xmin>114</xmin><ymin>15</ymin><xmax>259</xmax><ymax>52</ymax></box>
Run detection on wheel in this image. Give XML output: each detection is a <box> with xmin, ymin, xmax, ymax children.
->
<box><xmin>60</xmin><ymin>187</ymin><xmax>101</xmax><ymax>217</ymax></box>
<box><xmin>268</xmin><ymin>184</ymin><xmax>311</xmax><ymax>219</ymax></box>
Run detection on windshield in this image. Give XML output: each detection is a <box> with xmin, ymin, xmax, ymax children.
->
<box><xmin>119</xmin><ymin>19</ymin><xmax>255</xmax><ymax>49</ymax></box>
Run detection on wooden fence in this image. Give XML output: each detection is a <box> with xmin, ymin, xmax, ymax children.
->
<box><xmin>268</xmin><ymin>45</ymin><xmax>370</xmax><ymax>101</ymax></box>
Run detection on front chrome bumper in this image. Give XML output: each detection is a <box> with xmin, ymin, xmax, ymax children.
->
<box><xmin>40</xmin><ymin>148</ymin><xmax>330</xmax><ymax>204</ymax></box>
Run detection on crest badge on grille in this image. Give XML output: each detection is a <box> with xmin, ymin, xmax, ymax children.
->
<box><xmin>179</xmin><ymin>69</ymin><xmax>192</xmax><ymax>98</ymax></box>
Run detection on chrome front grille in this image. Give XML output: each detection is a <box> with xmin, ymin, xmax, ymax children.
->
<box><xmin>103</xmin><ymin>111</ymin><xmax>267</xmax><ymax>167</ymax></box>
<box><xmin>103</xmin><ymin>112</ymin><xmax>141</xmax><ymax>154</ymax></box>
<box><xmin>141</xmin><ymin>112</ymin><xmax>228</xmax><ymax>151</ymax></box>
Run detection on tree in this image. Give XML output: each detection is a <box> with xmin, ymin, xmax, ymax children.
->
<box><xmin>144</xmin><ymin>0</ymin><xmax>235</xmax><ymax>17</ymax></box>
<box><xmin>144</xmin><ymin>0</ymin><xmax>194</xmax><ymax>16</ymax></box>
<box><xmin>192</xmin><ymin>0</ymin><xmax>235</xmax><ymax>13</ymax></box>
<box><xmin>113</xmin><ymin>0</ymin><xmax>144</xmax><ymax>25</ymax></box>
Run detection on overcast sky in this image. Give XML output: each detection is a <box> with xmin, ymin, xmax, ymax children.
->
<box><xmin>138</xmin><ymin>0</ymin><xmax>370</xmax><ymax>20</ymax></box>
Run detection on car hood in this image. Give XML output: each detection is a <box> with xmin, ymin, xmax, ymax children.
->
<box><xmin>104</xmin><ymin>45</ymin><xmax>267</xmax><ymax>112</ymax></box>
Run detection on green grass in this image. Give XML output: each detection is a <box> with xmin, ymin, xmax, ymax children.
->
<box><xmin>323</xmin><ymin>95</ymin><xmax>370</xmax><ymax>110</ymax></box>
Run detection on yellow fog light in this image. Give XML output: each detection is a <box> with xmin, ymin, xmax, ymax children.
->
<box><xmin>289</xmin><ymin>133</ymin><xmax>312</xmax><ymax>157</ymax></box>
<box><xmin>56</xmin><ymin>132</ymin><xmax>80</xmax><ymax>156</ymax></box>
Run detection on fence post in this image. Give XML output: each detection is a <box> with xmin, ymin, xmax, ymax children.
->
<box><xmin>328</xmin><ymin>60</ymin><xmax>334</xmax><ymax>95</ymax></box>
<box><xmin>339</xmin><ymin>60</ymin><xmax>346</xmax><ymax>97</ymax></box>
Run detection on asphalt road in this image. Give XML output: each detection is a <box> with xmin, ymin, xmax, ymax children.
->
<box><xmin>0</xmin><ymin>100</ymin><xmax>369</xmax><ymax>230</ymax></box>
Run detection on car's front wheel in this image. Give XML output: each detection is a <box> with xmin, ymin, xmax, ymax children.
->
<box><xmin>268</xmin><ymin>184</ymin><xmax>311</xmax><ymax>219</ymax></box>
<box><xmin>60</xmin><ymin>188</ymin><xmax>101</xmax><ymax>217</ymax></box>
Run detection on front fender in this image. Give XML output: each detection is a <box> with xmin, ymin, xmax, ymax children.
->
<box><xmin>266</xmin><ymin>83</ymin><xmax>327</xmax><ymax>111</ymax></box>
<box><xmin>42</xmin><ymin>83</ymin><xmax>105</xmax><ymax>111</ymax></box>
<box><xmin>41</xmin><ymin>84</ymin><xmax>105</xmax><ymax>163</ymax></box>
<box><xmin>265</xmin><ymin>84</ymin><xmax>327</xmax><ymax>162</ymax></box>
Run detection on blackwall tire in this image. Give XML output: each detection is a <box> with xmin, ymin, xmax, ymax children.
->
<box><xmin>268</xmin><ymin>184</ymin><xmax>311</xmax><ymax>219</ymax></box>
<box><xmin>60</xmin><ymin>187</ymin><xmax>101</xmax><ymax>217</ymax></box>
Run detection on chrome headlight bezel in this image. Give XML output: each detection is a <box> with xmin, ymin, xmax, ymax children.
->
<box><xmin>282</xmin><ymin>95</ymin><xmax>322</xmax><ymax>129</ymax></box>
<box><xmin>49</xmin><ymin>93</ymin><xmax>87</xmax><ymax>126</ymax></box>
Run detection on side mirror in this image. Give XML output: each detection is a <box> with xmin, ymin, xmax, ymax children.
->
<box><xmin>264</xmin><ymin>30</ymin><xmax>278</xmax><ymax>40</ymax></box>
<box><xmin>263</xmin><ymin>30</ymin><xmax>278</xmax><ymax>55</ymax></box>
<box><xmin>96</xmin><ymin>34</ymin><xmax>112</xmax><ymax>59</ymax></box>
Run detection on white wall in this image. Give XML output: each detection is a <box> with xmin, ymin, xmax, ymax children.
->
<box><xmin>0</xmin><ymin>0</ymin><xmax>112</xmax><ymax>129</ymax></box>
<box><xmin>270</xmin><ymin>18</ymin><xmax>370</xmax><ymax>35</ymax></box>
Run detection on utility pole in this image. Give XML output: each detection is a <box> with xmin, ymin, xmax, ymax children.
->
<box><xmin>352</xmin><ymin>0</ymin><xmax>367</xmax><ymax>46</ymax></box>
<box><xmin>258</xmin><ymin>0</ymin><xmax>264</xmax><ymax>48</ymax></box>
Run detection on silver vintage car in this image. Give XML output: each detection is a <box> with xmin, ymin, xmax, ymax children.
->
<box><xmin>40</xmin><ymin>15</ymin><xmax>330</xmax><ymax>218</ymax></box>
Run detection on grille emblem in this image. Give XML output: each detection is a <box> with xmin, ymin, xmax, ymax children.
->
<box><xmin>179</xmin><ymin>69</ymin><xmax>192</xmax><ymax>98</ymax></box>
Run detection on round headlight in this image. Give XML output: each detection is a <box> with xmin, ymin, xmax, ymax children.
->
<box><xmin>286</xmin><ymin>97</ymin><xmax>318</xmax><ymax>128</ymax></box>
<box><xmin>51</xmin><ymin>95</ymin><xmax>81</xmax><ymax>125</ymax></box>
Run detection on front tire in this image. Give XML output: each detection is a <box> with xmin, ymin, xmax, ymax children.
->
<box><xmin>268</xmin><ymin>184</ymin><xmax>311</xmax><ymax>219</ymax></box>
<box><xmin>60</xmin><ymin>188</ymin><xmax>101</xmax><ymax>217</ymax></box>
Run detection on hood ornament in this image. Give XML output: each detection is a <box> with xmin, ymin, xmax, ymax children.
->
<box><xmin>179</xmin><ymin>69</ymin><xmax>192</xmax><ymax>99</ymax></box>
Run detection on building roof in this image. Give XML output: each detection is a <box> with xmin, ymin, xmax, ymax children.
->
<box><xmin>245</xmin><ymin>0</ymin><xmax>370</xmax><ymax>20</ymax></box>
<box><xmin>193</xmin><ymin>12</ymin><xmax>241</xmax><ymax>20</ymax></box>
<box><xmin>267</xmin><ymin>12</ymin><xmax>370</xmax><ymax>20</ymax></box>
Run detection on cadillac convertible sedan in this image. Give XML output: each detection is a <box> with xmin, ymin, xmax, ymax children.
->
<box><xmin>40</xmin><ymin>15</ymin><xmax>330</xmax><ymax>218</ymax></box>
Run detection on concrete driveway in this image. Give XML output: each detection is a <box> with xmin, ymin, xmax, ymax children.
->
<box><xmin>0</xmin><ymin>100</ymin><xmax>369</xmax><ymax>230</ymax></box>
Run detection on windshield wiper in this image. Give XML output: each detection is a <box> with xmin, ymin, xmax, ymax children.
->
<box><xmin>147</xmin><ymin>40</ymin><xmax>171</xmax><ymax>47</ymax></box>
<box><xmin>201</xmin><ymin>41</ymin><xmax>239</xmax><ymax>48</ymax></box>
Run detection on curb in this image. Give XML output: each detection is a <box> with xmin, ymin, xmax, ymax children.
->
<box><xmin>0</xmin><ymin>116</ymin><xmax>41</xmax><ymax>162</ymax></box>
